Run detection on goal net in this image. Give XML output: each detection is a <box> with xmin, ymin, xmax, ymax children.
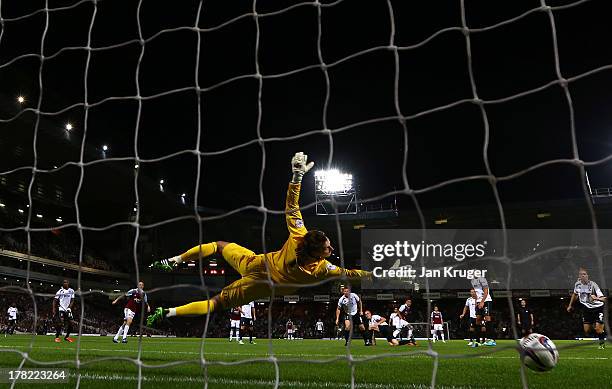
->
<box><xmin>0</xmin><ymin>0</ymin><xmax>610</xmax><ymax>388</ymax></box>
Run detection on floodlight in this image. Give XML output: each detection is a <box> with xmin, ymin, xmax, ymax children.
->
<box><xmin>17</xmin><ymin>96</ymin><xmax>25</xmax><ymax>104</ymax></box>
<box><xmin>314</xmin><ymin>169</ymin><xmax>354</xmax><ymax>194</ymax></box>
<box><xmin>102</xmin><ymin>145</ymin><xmax>109</xmax><ymax>151</ymax></box>
<box><xmin>65</xmin><ymin>123</ymin><xmax>73</xmax><ymax>130</ymax></box>
<box><xmin>314</xmin><ymin>168</ymin><xmax>357</xmax><ymax>215</ymax></box>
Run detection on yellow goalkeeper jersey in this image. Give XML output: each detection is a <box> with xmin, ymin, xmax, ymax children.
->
<box><xmin>263</xmin><ymin>183</ymin><xmax>370</xmax><ymax>285</ymax></box>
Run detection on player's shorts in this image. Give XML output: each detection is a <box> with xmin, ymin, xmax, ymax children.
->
<box><xmin>222</xmin><ymin>243</ymin><xmax>264</xmax><ymax>276</ymax></box>
<box><xmin>582</xmin><ymin>305</ymin><xmax>605</xmax><ymax>324</ymax></box>
<box><xmin>241</xmin><ymin>318</ymin><xmax>254</xmax><ymax>327</ymax></box>
<box><xmin>230</xmin><ymin>319</ymin><xmax>241</xmax><ymax>328</ymax></box>
<box><xmin>476</xmin><ymin>301</ymin><xmax>492</xmax><ymax>317</ymax></box>
<box><xmin>56</xmin><ymin>310</ymin><xmax>71</xmax><ymax>321</ymax></box>
<box><xmin>124</xmin><ymin>308</ymin><xmax>136</xmax><ymax>321</ymax></box>
<box><xmin>341</xmin><ymin>313</ymin><xmax>363</xmax><ymax>326</ymax></box>
<box><xmin>378</xmin><ymin>325</ymin><xmax>395</xmax><ymax>343</ymax></box>
<box><xmin>8</xmin><ymin>319</ymin><xmax>16</xmax><ymax>325</ymax></box>
<box><xmin>219</xmin><ymin>244</ymin><xmax>297</xmax><ymax>308</ymax></box>
<box><xmin>520</xmin><ymin>323</ymin><xmax>533</xmax><ymax>333</ymax></box>
<box><xmin>287</xmin><ymin>329</ymin><xmax>294</xmax><ymax>334</ymax></box>
<box><xmin>433</xmin><ymin>323</ymin><xmax>444</xmax><ymax>331</ymax></box>
<box><xmin>468</xmin><ymin>317</ymin><xmax>477</xmax><ymax>328</ymax></box>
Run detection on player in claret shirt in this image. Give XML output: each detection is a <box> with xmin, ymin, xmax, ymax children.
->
<box><xmin>229</xmin><ymin>306</ymin><xmax>242</xmax><ymax>343</ymax></box>
<box><xmin>112</xmin><ymin>281</ymin><xmax>150</xmax><ymax>344</ymax></box>
<box><xmin>431</xmin><ymin>305</ymin><xmax>445</xmax><ymax>343</ymax></box>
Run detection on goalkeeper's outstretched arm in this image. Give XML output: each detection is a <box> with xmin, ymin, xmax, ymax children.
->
<box><xmin>325</xmin><ymin>262</ymin><xmax>372</xmax><ymax>280</ymax></box>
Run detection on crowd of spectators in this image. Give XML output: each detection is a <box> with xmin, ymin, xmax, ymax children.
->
<box><xmin>0</xmin><ymin>232</ymin><xmax>111</xmax><ymax>271</ymax></box>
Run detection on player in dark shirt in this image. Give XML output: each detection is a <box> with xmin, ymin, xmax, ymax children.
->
<box><xmin>516</xmin><ymin>299</ymin><xmax>534</xmax><ymax>336</ymax></box>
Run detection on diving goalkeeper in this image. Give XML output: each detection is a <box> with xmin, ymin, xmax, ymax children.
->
<box><xmin>147</xmin><ymin>152</ymin><xmax>371</xmax><ymax>326</ymax></box>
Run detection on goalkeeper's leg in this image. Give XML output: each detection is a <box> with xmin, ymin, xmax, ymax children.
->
<box><xmin>147</xmin><ymin>276</ymin><xmax>275</xmax><ymax>327</ymax></box>
<box><xmin>149</xmin><ymin>241</ymin><xmax>225</xmax><ymax>271</ymax></box>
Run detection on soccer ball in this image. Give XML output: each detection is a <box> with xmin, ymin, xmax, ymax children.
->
<box><xmin>520</xmin><ymin>333</ymin><xmax>559</xmax><ymax>372</ymax></box>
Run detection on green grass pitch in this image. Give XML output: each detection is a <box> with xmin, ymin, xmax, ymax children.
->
<box><xmin>0</xmin><ymin>336</ymin><xmax>609</xmax><ymax>388</ymax></box>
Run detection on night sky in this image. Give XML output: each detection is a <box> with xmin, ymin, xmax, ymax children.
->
<box><xmin>2</xmin><ymin>0</ymin><xmax>612</xmax><ymax>230</ymax></box>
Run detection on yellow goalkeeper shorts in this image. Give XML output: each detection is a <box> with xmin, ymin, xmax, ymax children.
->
<box><xmin>218</xmin><ymin>243</ymin><xmax>295</xmax><ymax>308</ymax></box>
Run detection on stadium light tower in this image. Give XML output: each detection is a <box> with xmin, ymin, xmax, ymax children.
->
<box><xmin>314</xmin><ymin>169</ymin><xmax>357</xmax><ymax>215</ymax></box>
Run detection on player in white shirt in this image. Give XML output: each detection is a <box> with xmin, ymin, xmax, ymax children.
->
<box><xmin>315</xmin><ymin>318</ymin><xmax>324</xmax><ymax>338</ymax></box>
<box><xmin>53</xmin><ymin>279</ymin><xmax>75</xmax><ymax>343</ymax></box>
<box><xmin>470</xmin><ymin>277</ymin><xmax>495</xmax><ymax>346</ymax></box>
<box><xmin>389</xmin><ymin>307</ymin><xmax>402</xmax><ymax>338</ymax></box>
<box><xmin>567</xmin><ymin>268</ymin><xmax>607</xmax><ymax>349</ymax></box>
<box><xmin>459</xmin><ymin>289</ymin><xmax>478</xmax><ymax>346</ymax></box>
<box><xmin>364</xmin><ymin>311</ymin><xmax>412</xmax><ymax>346</ymax></box>
<box><xmin>5</xmin><ymin>303</ymin><xmax>17</xmax><ymax>336</ymax></box>
<box><xmin>335</xmin><ymin>286</ymin><xmax>371</xmax><ymax>346</ymax></box>
<box><xmin>240</xmin><ymin>301</ymin><xmax>256</xmax><ymax>344</ymax></box>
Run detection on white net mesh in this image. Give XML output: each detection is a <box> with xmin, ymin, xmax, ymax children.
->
<box><xmin>0</xmin><ymin>0</ymin><xmax>610</xmax><ymax>388</ymax></box>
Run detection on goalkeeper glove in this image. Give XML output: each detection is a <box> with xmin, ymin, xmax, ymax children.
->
<box><xmin>66</xmin><ymin>308</ymin><xmax>73</xmax><ymax>320</ymax></box>
<box><xmin>291</xmin><ymin>152</ymin><xmax>314</xmax><ymax>183</ymax></box>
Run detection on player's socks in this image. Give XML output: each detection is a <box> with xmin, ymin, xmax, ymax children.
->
<box><xmin>65</xmin><ymin>322</ymin><xmax>72</xmax><ymax>339</ymax></box>
<box><xmin>114</xmin><ymin>324</ymin><xmax>124</xmax><ymax>341</ymax></box>
<box><xmin>441</xmin><ymin>332</ymin><xmax>445</xmax><ymax>342</ymax></box>
<box><xmin>122</xmin><ymin>324</ymin><xmax>130</xmax><ymax>340</ymax></box>
<box><xmin>486</xmin><ymin>321</ymin><xmax>496</xmax><ymax>342</ymax></box>
<box><xmin>171</xmin><ymin>299</ymin><xmax>217</xmax><ymax>316</ymax></box>
<box><xmin>599</xmin><ymin>331</ymin><xmax>606</xmax><ymax>346</ymax></box>
<box><xmin>362</xmin><ymin>330</ymin><xmax>370</xmax><ymax>345</ymax></box>
<box><xmin>181</xmin><ymin>242</ymin><xmax>218</xmax><ymax>262</ymax></box>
